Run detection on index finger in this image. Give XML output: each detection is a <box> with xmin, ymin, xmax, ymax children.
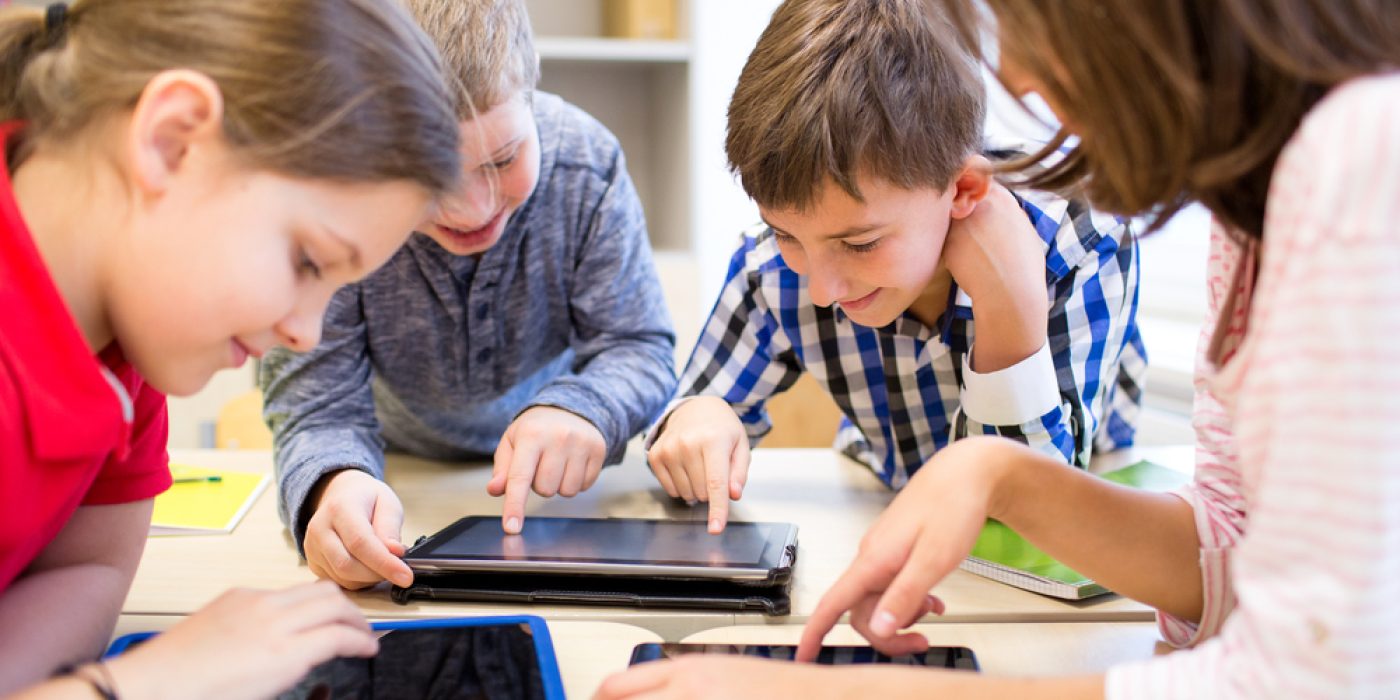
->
<box><xmin>701</xmin><ymin>441</ymin><xmax>731</xmax><ymax>533</ymax></box>
<box><xmin>501</xmin><ymin>441</ymin><xmax>542</xmax><ymax>534</ymax></box>
<box><xmin>795</xmin><ymin>561</ymin><xmax>890</xmax><ymax>661</ymax></box>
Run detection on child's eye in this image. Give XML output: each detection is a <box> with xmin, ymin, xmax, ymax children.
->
<box><xmin>489</xmin><ymin>153</ymin><xmax>517</xmax><ymax>170</ymax></box>
<box><xmin>297</xmin><ymin>249</ymin><xmax>323</xmax><ymax>280</ymax></box>
<box><xmin>772</xmin><ymin>232</ymin><xmax>797</xmax><ymax>246</ymax></box>
<box><xmin>843</xmin><ymin>238</ymin><xmax>880</xmax><ymax>254</ymax></box>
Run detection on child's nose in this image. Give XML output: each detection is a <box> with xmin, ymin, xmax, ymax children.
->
<box><xmin>806</xmin><ymin>261</ymin><xmax>849</xmax><ymax>308</ymax></box>
<box><xmin>274</xmin><ymin>309</ymin><xmax>324</xmax><ymax>353</ymax></box>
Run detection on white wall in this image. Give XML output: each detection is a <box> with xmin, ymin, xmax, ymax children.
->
<box><xmin>686</xmin><ymin>0</ymin><xmax>780</xmax><ymax>314</ymax></box>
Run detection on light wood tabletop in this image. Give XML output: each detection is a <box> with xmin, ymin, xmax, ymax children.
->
<box><xmin>126</xmin><ymin>446</ymin><xmax>1190</xmax><ymax>639</ymax></box>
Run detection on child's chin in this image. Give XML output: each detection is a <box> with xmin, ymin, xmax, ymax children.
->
<box><xmin>844</xmin><ymin>308</ymin><xmax>897</xmax><ymax>328</ymax></box>
<box><xmin>147</xmin><ymin>368</ymin><xmax>213</xmax><ymax>398</ymax></box>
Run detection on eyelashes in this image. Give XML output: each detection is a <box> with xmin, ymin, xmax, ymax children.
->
<box><xmin>772</xmin><ymin>232</ymin><xmax>882</xmax><ymax>254</ymax></box>
<box><xmin>297</xmin><ymin>248</ymin><xmax>323</xmax><ymax>280</ymax></box>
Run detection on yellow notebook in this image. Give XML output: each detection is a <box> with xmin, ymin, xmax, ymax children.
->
<box><xmin>150</xmin><ymin>465</ymin><xmax>269</xmax><ymax>536</ymax></box>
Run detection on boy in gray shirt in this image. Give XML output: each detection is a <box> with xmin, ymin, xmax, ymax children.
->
<box><xmin>260</xmin><ymin>0</ymin><xmax>676</xmax><ymax>590</ymax></box>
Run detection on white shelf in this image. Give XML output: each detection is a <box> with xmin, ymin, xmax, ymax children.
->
<box><xmin>536</xmin><ymin>37</ymin><xmax>691</xmax><ymax>63</ymax></box>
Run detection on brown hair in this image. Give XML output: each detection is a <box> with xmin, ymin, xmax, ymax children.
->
<box><xmin>403</xmin><ymin>0</ymin><xmax>539</xmax><ymax>116</ymax></box>
<box><xmin>0</xmin><ymin>0</ymin><xmax>461</xmax><ymax>194</ymax></box>
<box><xmin>939</xmin><ymin>0</ymin><xmax>1400</xmax><ymax>239</ymax></box>
<box><xmin>726</xmin><ymin>0</ymin><xmax>985</xmax><ymax>211</ymax></box>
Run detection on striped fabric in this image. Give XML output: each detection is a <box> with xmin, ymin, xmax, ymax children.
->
<box><xmin>1107</xmin><ymin>73</ymin><xmax>1400</xmax><ymax>698</ymax></box>
<box><xmin>658</xmin><ymin>183</ymin><xmax>1146</xmax><ymax>487</ymax></box>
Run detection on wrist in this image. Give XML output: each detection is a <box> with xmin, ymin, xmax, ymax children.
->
<box><xmin>962</xmin><ymin>438</ymin><xmax>1026</xmax><ymax>523</ymax></box>
<box><xmin>968</xmin><ymin>293</ymin><xmax>1047</xmax><ymax>373</ymax></box>
<box><xmin>99</xmin><ymin>656</ymin><xmax>147</xmax><ymax>700</ymax></box>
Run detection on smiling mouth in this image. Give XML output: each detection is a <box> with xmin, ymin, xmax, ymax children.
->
<box><xmin>838</xmin><ymin>289</ymin><xmax>880</xmax><ymax>311</ymax></box>
<box><xmin>439</xmin><ymin>209</ymin><xmax>504</xmax><ymax>239</ymax></box>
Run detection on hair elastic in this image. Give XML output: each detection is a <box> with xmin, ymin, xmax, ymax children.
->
<box><xmin>44</xmin><ymin>2</ymin><xmax>68</xmax><ymax>36</ymax></box>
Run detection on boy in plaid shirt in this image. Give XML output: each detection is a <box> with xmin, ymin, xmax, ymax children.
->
<box><xmin>646</xmin><ymin>0</ymin><xmax>1145</xmax><ymax>532</ymax></box>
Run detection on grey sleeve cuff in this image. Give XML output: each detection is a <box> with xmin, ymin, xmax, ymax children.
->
<box><xmin>274</xmin><ymin>427</ymin><xmax>386</xmax><ymax>554</ymax></box>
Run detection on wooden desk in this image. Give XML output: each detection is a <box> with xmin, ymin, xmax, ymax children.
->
<box><xmin>681</xmin><ymin>622</ymin><xmax>1174</xmax><ymax>676</ymax></box>
<box><xmin>113</xmin><ymin>615</ymin><xmax>660</xmax><ymax>699</ymax></box>
<box><xmin>127</xmin><ymin>447</ymin><xmax>1187</xmax><ymax>639</ymax></box>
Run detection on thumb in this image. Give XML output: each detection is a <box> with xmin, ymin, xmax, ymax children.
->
<box><xmin>370</xmin><ymin>489</ymin><xmax>406</xmax><ymax>554</ymax></box>
<box><xmin>868</xmin><ymin>563</ymin><xmax>941</xmax><ymax>639</ymax></box>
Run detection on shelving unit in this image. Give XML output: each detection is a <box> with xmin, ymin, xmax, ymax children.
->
<box><xmin>535</xmin><ymin>36</ymin><xmax>691</xmax><ymax>63</ymax></box>
<box><xmin>527</xmin><ymin>0</ymin><xmax>694</xmax><ymax>253</ymax></box>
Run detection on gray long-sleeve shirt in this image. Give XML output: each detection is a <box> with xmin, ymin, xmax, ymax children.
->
<box><xmin>260</xmin><ymin>92</ymin><xmax>676</xmax><ymax>546</ymax></box>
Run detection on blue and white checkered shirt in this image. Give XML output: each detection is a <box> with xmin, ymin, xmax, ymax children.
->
<box><xmin>656</xmin><ymin>186</ymin><xmax>1145</xmax><ymax>488</ymax></box>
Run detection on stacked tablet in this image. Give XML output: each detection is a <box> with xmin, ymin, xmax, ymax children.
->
<box><xmin>392</xmin><ymin>516</ymin><xmax>799</xmax><ymax>615</ymax></box>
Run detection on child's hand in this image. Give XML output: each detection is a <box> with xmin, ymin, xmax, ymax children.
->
<box><xmin>645</xmin><ymin>396</ymin><xmax>751</xmax><ymax>533</ymax></box>
<box><xmin>489</xmin><ymin>406</ymin><xmax>607</xmax><ymax>534</ymax></box>
<box><xmin>106</xmin><ymin>581</ymin><xmax>377</xmax><ymax>700</ymax></box>
<box><xmin>594</xmin><ymin>655</ymin><xmax>858</xmax><ymax>700</ymax></box>
<box><xmin>797</xmin><ymin>438</ymin><xmax>1014</xmax><ymax>661</ymax></box>
<box><xmin>304</xmin><ymin>469</ymin><xmax>412</xmax><ymax>589</ymax></box>
<box><xmin>942</xmin><ymin>182</ymin><xmax>1049</xmax><ymax>372</ymax></box>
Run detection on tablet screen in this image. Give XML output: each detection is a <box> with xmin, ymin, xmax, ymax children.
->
<box><xmin>407</xmin><ymin>517</ymin><xmax>793</xmax><ymax>570</ymax></box>
<box><xmin>279</xmin><ymin>624</ymin><xmax>548</xmax><ymax>700</ymax></box>
<box><xmin>629</xmin><ymin>643</ymin><xmax>979</xmax><ymax>670</ymax></box>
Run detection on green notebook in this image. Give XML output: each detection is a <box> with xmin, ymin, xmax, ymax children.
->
<box><xmin>959</xmin><ymin>460</ymin><xmax>1190</xmax><ymax>599</ymax></box>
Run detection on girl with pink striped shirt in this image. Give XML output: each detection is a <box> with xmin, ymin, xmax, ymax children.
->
<box><xmin>595</xmin><ymin>1</ymin><xmax>1400</xmax><ymax>698</ymax></box>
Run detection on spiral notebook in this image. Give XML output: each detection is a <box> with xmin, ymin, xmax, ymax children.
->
<box><xmin>149</xmin><ymin>465</ymin><xmax>269</xmax><ymax>536</ymax></box>
<box><xmin>959</xmin><ymin>460</ymin><xmax>1190</xmax><ymax>599</ymax></box>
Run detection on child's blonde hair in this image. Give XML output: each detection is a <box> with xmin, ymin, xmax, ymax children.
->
<box><xmin>403</xmin><ymin>0</ymin><xmax>539</xmax><ymax>116</ymax></box>
<box><xmin>0</xmin><ymin>0</ymin><xmax>461</xmax><ymax>194</ymax></box>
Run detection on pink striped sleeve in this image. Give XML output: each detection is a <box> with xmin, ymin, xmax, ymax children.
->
<box><xmin>1109</xmin><ymin>73</ymin><xmax>1400</xmax><ymax>699</ymax></box>
<box><xmin>1154</xmin><ymin>224</ymin><xmax>1249</xmax><ymax>648</ymax></box>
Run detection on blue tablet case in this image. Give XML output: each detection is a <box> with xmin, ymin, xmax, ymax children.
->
<box><xmin>107</xmin><ymin>615</ymin><xmax>566</xmax><ymax>700</ymax></box>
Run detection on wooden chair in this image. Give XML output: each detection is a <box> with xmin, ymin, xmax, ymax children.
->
<box><xmin>761</xmin><ymin>373</ymin><xmax>843</xmax><ymax>447</ymax></box>
<box><xmin>215</xmin><ymin>389</ymin><xmax>273</xmax><ymax>449</ymax></box>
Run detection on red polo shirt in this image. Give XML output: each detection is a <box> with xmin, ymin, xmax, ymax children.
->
<box><xmin>0</xmin><ymin>123</ymin><xmax>171</xmax><ymax>593</ymax></box>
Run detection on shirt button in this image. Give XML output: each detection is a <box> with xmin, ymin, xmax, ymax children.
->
<box><xmin>476</xmin><ymin>348</ymin><xmax>492</xmax><ymax>364</ymax></box>
<box><xmin>476</xmin><ymin>304</ymin><xmax>489</xmax><ymax>321</ymax></box>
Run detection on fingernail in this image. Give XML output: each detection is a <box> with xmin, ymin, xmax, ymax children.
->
<box><xmin>871</xmin><ymin>610</ymin><xmax>898</xmax><ymax>637</ymax></box>
<box><xmin>506</xmin><ymin>517</ymin><xmax>521</xmax><ymax>533</ymax></box>
<box><xmin>709</xmin><ymin>519</ymin><xmax>722</xmax><ymax>532</ymax></box>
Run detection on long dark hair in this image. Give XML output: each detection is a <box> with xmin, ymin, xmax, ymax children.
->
<box><xmin>938</xmin><ymin>0</ymin><xmax>1399</xmax><ymax>239</ymax></box>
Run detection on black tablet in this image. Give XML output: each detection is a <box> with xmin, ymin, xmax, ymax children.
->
<box><xmin>402</xmin><ymin>516</ymin><xmax>799</xmax><ymax>583</ymax></box>
<box><xmin>110</xmin><ymin>616</ymin><xmax>567</xmax><ymax>700</ymax></box>
<box><xmin>629</xmin><ymin>643</ymin><xmax>980</xmax><ymax>670</ymax></box>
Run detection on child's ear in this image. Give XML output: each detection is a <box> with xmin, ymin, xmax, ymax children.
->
<box><xmin>948</xmin><ymin>154</ymin><xmax>994</xmax><ymax>220</ymax></box>
<box><xmin>126</xmin><ymin>69</ymin><xmax>225</xmax><ymax>195</ymax></box>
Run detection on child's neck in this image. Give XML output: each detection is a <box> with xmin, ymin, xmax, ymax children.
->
<box><xmin>11</xmin><ymin>151</ymin><xmax>115</xmax><ymax>353</ymax></box>
<box><xmin>906</xmin><ymin>264</ymin><xmax>954</xmax><ymax>328</ymax></box>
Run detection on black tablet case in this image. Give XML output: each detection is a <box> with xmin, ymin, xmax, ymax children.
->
<box><xmin>391</xmin><ymin>544</ymin><xmax>796</xmax><ymax>616</ymax></box>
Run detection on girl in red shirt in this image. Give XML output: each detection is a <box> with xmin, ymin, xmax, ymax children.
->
<box><xmin>0</xmin><ymin>1</ymin><xmax>459</xmax><ymax>698</ymax></box>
